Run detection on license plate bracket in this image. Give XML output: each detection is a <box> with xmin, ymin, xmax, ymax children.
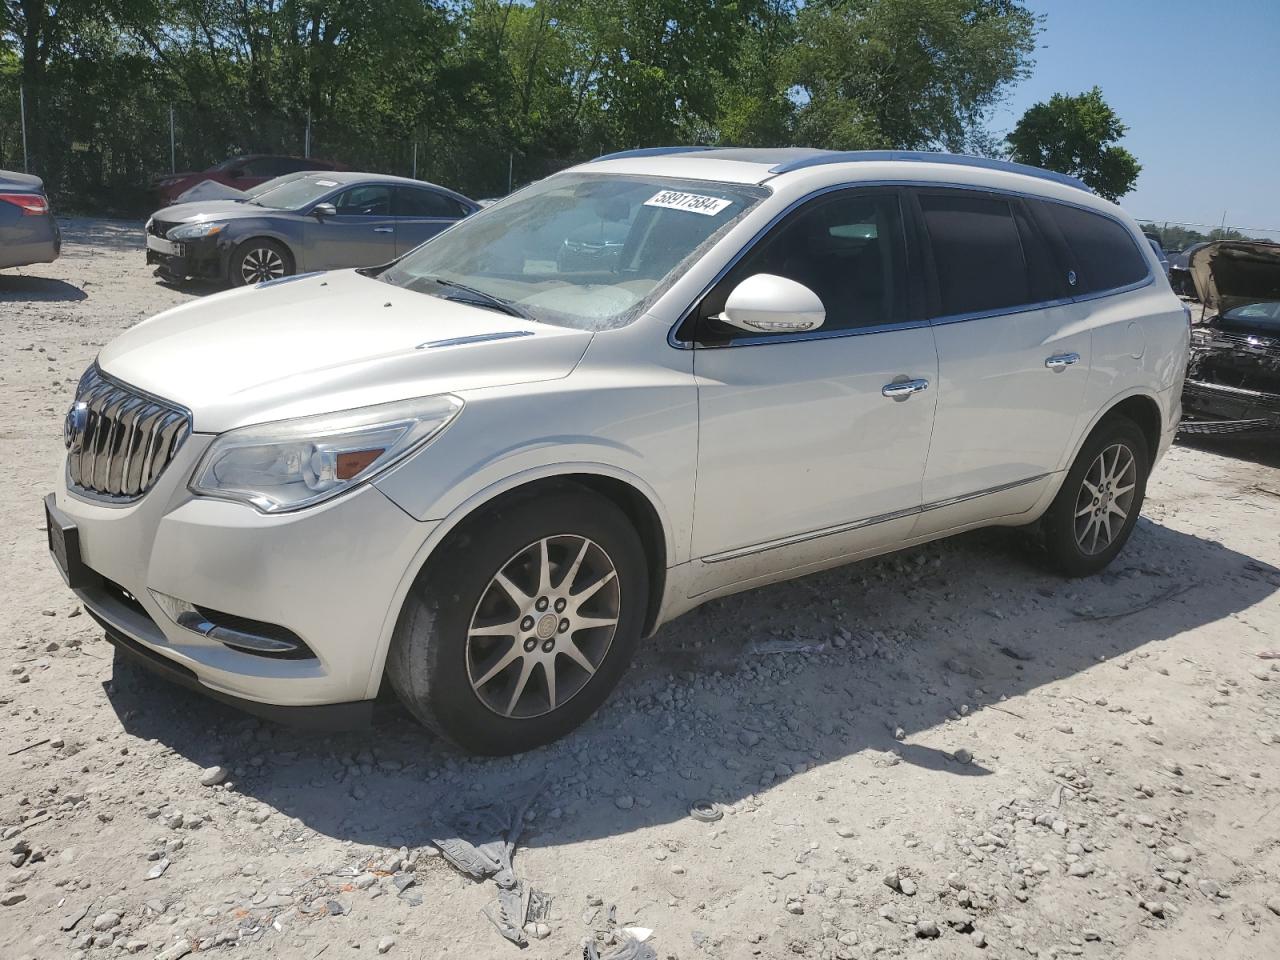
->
<box><xmin>145</xmin><ymin>234</ymin><xmax>183</xmax><ymax>257</ymax></box>
<box><xmin>45</xmin><ymin>493</ymin><xmax>90</xmax><ymax>590</ymax></box>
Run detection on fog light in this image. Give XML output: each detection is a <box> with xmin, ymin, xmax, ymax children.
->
<box><xmin>149</xmin><ymin>590</ymin><xmax>312</xmax><ymax>658</ymax></box>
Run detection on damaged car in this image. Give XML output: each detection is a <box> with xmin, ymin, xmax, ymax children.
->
<box><xmin>1181</xmin><ymin>240</ymin><xmax>1280</xmax><ymax>434</ymax></box>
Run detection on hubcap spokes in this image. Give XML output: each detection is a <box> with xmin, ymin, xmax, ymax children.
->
<box><xmin>466</xmin><ymin>535</ymin><xmax>620</xmax><ymax>719</ymax></box>
<box><xmin>1072</xmin><ymin>442</ymin><xmax>1137</xmax><ymax>555</ymax></box>
<box><xmin>241</xmin><ymin>248</ymin><xmax>285</xmax><ymax>284</ymax></box>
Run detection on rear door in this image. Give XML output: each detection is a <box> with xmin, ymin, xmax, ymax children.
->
<box><xmin>909</xmin><ymin>187</ymin><xmax>1088</xmax><ymax>533</ymax></box>
<box><xmin>393</xmin><ymin>187</ymin><xmax>470</xmax><ymax>256</ymax></box>
<box><xmin>306</xmin><ymin>183</ymin><xmax>397</xmax><ymax>269</ymax></box>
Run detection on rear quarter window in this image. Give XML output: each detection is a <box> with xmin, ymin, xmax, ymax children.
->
<box><xmin>1041</xmin><ymin>202</ymin><xmax>1149</xmax><ymax>295</ymax></box>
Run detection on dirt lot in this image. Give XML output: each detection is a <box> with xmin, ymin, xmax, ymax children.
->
<box><xmin>3</xmin><ymin>220</ymin><xmax>1280</xmax><ymax>960</ymax></box>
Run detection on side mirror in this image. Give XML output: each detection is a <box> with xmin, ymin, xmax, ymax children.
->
<box><xmin>227</xmin><ymin>168</ymin><xmax>245</xmax><ymax>179</ymax></box>
<box><xmin>718</xmin><ymin>273</ymin><xmax>826</xmax><ymax>334</ymax></box>
<box><xmin>312</xmin><ymin>202</ymin><xmax>337</xmax><ymax>220</ymax></box>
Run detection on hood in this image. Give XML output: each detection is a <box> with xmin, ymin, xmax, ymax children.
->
<box><xmin>174</xmin><ymin>180</ymin><xmax>248</xmax><ymax>204</ymax></box>
<box><xmin>0</xmin><ymin>169</ymin><xmax>44</xmax><ymax>191</ymax></box>
<box><xmin>97</xmin><ymin>270</ymin><xmax>593</xmax><ymax>432</ymax></box>
<box><xmin>150</xmin><ymin>199</ymin><xmax>267</xmax><ymax>226</ymax></box>
<box><xmin>1189</xmin><ymin>241</ymin><xmax>1280</xmax><ymax>317</ymax></box>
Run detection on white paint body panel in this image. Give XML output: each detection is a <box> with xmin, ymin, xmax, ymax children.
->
<box><xmin>53</xmin><ymin>151</ymin><xmax>1188</xmax><ymax>710</ymax></box>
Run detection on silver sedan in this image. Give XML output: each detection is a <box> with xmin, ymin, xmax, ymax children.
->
<box><xmin>1</xmin><ymin>169</ymin><xmax>61</xmax><ymax>270</ymax></box>
<box><xmin>144</xmin><ymin>171</ymin><xmax>479</xmax><ymax>286</ymax></box>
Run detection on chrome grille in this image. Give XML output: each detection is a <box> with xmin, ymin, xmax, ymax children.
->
<box><xmin>65</xmin><ymin>366</ymin><xmax>191</xmax><ymax>501</ymax></box>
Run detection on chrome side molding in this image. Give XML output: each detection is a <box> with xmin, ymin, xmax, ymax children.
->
<box><xmin>702</xmin><ymin>473</ymin><xmax>1050</xmax><ymax>564</ymax></box>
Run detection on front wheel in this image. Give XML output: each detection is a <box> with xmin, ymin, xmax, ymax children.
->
<box><xmin>229</xmin><ymin>238</ymin><xmax>293</xmax><ymax>287</ymax></box>
<box><xmin>386</xmin><ymin>488</ymin><xmax>649</xmax><ymax>754</ymax></box>
<box><xmin>1041</xmin><ymin>415</ymin><xmax>1150</xmax><ymax>577</ymax></box>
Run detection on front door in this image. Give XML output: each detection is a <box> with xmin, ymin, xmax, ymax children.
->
<box><xmin>306</xmin><ymin>184</ymin><xmax>397</xmax><ymax>270</ymax></box>
<box><xmin>393</xmin><ymin>186</ymin><xmax>468</xmax><ymax>256</ymax></box>
<box><xmin>688</xmin><ymin>188</ymin><xmax>939</xmax><ymax>594</ymax></box>
<box><xmin>909</xmin><ymin>188</ymin><xmax>1090</xmax><ymax>535</ymax></box>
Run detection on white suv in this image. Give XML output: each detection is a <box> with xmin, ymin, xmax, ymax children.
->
<box><xmin>46</xmin><ymin>149</ymin><xmax>1189</xmax><ymax>753</ymax></box>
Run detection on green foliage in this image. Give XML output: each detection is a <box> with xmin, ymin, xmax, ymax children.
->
<box><xmin>1</xmin><ymin>0</ymin><xmax>1042</xmax><ymax>212</ymax></box>
<box><xmin>1140</xmin><ymin>222</ymin><xmax>1252</xmax><ymax>252</ymax></box>
<box><xmin>1006</xmin><ymin>86</ymin><xmax>1141</xmax><ymax>201</ymax></box>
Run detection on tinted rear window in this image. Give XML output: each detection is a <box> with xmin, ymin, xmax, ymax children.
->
<box><xmin>1043</xmin><ymin>202</ymin><xmax>1149</xmax><ymax>294</ymax></box>
<box><xmin>919</xmin><ymin>192</ymin><xmax>1032</xmax><ymax>316</ymax></box>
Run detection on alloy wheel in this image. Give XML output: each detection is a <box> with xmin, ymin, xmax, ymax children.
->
<box><xmin>1073</xmin><ymin>442</ymin><xmax>1137</xmax><ymax>555</ymax></box>
<box><xmin>465</xmin><ymin>535</ymin><xmax>621</xmax><ymax>720</ymax></box>
<box><xmin>239</xmin><ymin>247</ymin><xmax>286</xmax><ymax>284</ymax></box>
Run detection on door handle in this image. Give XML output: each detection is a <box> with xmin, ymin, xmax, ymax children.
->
<box><xmin>881</xmin><ymin>378</ymin><xmax>929</xmax><ymax>400</ymax></box>
<box><xmin>373</xmin><ymin>226</ymin><xmax>393</xmax><ymax>234</ymax></box>
<box><xmin>1045</xmin><ymin>352</ymin><xmax>1081</xmax><ymax>372</ymax></box>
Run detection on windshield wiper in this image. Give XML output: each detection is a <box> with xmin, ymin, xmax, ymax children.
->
<box><xmin>421</xmin><ymin>276</ymin><xmax>535</xmax><ymax>321</ymax></box>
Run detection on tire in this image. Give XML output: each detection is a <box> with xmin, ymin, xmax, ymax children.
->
<box><xmin>386</xmin><ymin>487</ymin><xmax>649</xmax><ymax>755</ymax></box>
<box><xmin>1041</xmin><ymin>415</ymin><xmax>1150</xmax><ymax>577</ymax></box>
<box><xmin>229</xmin><ymin>238</ymin><xmax>293</xmax><ymax>287</ymax></box>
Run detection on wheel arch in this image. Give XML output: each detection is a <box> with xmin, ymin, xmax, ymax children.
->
<box><xmin>366</xmin><ymin>466</ymin><xmax>673</xmax><ymax>699</ymax></box>
<box><xmin>1102</xmin><ymin>393</ymin><xmax>1162</xmax><ymax>458</ymax></box>
<box><xmin>223</xmin><ymin>232</ymin><xmax>297</xmax><ymax>282</ymax></box>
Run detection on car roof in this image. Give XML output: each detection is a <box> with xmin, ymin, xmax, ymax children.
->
<box><xmin>577</xmin><ymin>146</ymin><xmax>1094</xmax><ymax>197</ymax></box>
<box><xmin>296</xmin><ymin>171</ymin><xmax>476</xmax><ymax>204</ymax></box>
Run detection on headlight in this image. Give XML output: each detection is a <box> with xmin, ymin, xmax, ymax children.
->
<box><xmin>168</xmin><ymin>221</ymin><xmax>225</xmax><ymax>241</ymax></box>
<box><xmin>190</xmin><ymin>396</ymin><xmax>463</xmax><ymax>513</ymax></box>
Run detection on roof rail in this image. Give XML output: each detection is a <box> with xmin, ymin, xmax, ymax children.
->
<box><xmin>590</xmin><ymin>146</ymin><xmax>718</xmax><ymax>162</ymax></box>
<box><xmin>768</xmin><ymin>150</ymin><xmax>1092</xmax><ymax>193</ymax></box>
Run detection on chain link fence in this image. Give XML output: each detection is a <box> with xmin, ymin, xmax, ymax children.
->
<box><xmin>0</xmin><ymin>83</ymin><xmax>594</xmax><ymax>215</ymax></box>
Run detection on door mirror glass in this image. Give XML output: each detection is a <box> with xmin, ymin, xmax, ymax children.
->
<box><xmin>718</xmin><ymin>273</ymin><xmax>826</xmax><ymax>334</ymax></box>
<box><xmin>312</xmin><ymin>202</ymin><xmax>337</xmax><ymax>220</ymax></box>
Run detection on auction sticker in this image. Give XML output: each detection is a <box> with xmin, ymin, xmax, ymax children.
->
<box><xmin>644</xmin><ymin>190</ymin><xmax>732</xmax><ymax>216</ymax></box>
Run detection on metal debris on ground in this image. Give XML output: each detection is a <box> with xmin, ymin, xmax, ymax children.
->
<box><xmin>430</xmin><ymin>774</ymin><xmax>546</xmax><ymax>888</ymax></box>
<box><xmin>483</xmin><ymin>887</ymin><xmax>526</xmax><ymax>947</ymax></box>
<box><xmin>430</xmin><ymin>775</ymin><xmax>548</xmax><ymax>945</ymax></box>
<box><xmin>748</xmin><ymin>639</ymin><xmax>825</xmax><ymax>656</ymax></box>
<box><xmin>688</xmin><ymin>800</ymin><xmax>723</xmax><ymax>823</ymax></box>
<box><xmin>525</xmin><ymin>888</ymin><xmax>552</xmax><ymax>925</ymax></box>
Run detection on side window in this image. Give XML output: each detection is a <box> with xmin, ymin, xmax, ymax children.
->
<box><xmin>918</xmin><ymin>192</ymin><xmax>1033</xmax><ymax>316</ymax></box>
<box><xmin>704</xmin><ymin>190</ymin><xmax>908</xmax><ymax>335</ymax></box>
<box><xmin>333</xmin><ymin>185</ymin><xmax>392</xmax><ymax>216</ymax></box>
<box><xmin>395</xmin><ymin>187</ymin><xmax>466</xmax><ymax>219</ymax></box>
<box><xmin>1041</xmin><ymin>202</ymin><xmax>1149</xmax><ymax>294</ymax></box>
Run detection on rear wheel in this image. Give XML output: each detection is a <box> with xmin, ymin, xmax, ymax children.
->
<box><xmin>386</xmin><ymin>488</ymin><xmax>648</xmax><ymax>754</ymax></box>
<box><xmin>229</xmin><ymin>238</ymin><xmax>293</xmax><ymax>287</ymax></box>
<box><xmin>1041</xmin><ymin>415</ymin><xmax>1149</xmax><ymax>577</ymax></box>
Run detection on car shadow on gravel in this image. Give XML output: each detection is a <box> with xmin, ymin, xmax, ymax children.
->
<box><xmin>103</xmin><ymin>515</ymin><xmax>1279</xmax><ymax>853</ymax></box>
<box><xmin>0</xmin><ymin>274</ymin><xmax>88</xmax><ymax>302</ymax></box>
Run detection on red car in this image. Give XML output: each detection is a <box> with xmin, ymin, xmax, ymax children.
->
<box><xmin>153</xmin><ymin>155</ymin><xmax>344</xmax><ymax>206</ymax></box>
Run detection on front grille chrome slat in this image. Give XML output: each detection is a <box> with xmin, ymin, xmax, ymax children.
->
<box><xmin>64</xmin><ymin>367</ymin><xmax>191</xmax><ymax>503</ymax></box>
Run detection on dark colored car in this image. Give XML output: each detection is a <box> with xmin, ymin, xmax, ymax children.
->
<box><xmin>153</xmin><ymin>155</ymin><xmax>344</xmax><ymax>207</ymax></box>
<box><xmin>145</xmin><ymin>171</ymin><xmax>479</xmax><ymax>286</ymax></box>
<box><xmin>1168</xmin><ymin>241</ymin><xmax>1210</xmax><ymax>297</ymax></box>
<box><xmin>1181</xmin><ymin>240</ymin><xmax>1280</xmax><ymax>433</ymax></box>
<box><xmin>0</xmin><ymin>169</ymin><xmax>60</xmax><ymax>269</ymax></box>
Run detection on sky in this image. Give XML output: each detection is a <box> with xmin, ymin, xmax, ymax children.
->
<box><xmin>989</xmin><ymin>0</ymin><xmax>1280</xmax><ymax>235</ymax></box>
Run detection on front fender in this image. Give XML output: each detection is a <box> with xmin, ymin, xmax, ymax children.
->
<box><xmin>364</xmin><ymin>460</ymin><xmax>677</xmax><ymax>699</ymax></box>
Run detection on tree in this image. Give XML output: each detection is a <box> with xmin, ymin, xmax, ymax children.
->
<box><xmin>1006</xmin><ymin>86</ymin><xmax>1140</xmax><ymax>201</ymax></box>
<box><xmin>787</xmin><ymin>0</ymin><xmax>1038</xmax><ymax>152</ymax></box>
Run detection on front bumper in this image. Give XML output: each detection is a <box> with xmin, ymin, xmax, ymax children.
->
<box><xmin>48</xmin><ymin>436</ymin><xmax>436</xmax><ymax>717</ymax></box>
<box><xmin>1180</xmin><ymin>378</ymin><xmax>1280</xmax><ymax>434</ymax></box>
<box><xmin>145</xmin><ymin>234</ymin><xmax>223</xmax><ymax>281</ymax></box>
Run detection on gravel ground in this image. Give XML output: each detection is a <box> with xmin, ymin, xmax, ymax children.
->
<box><xmin>3</xmin><ymin>219</ymin><xmax>1280</xmax><ymax>960</ymax></box>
